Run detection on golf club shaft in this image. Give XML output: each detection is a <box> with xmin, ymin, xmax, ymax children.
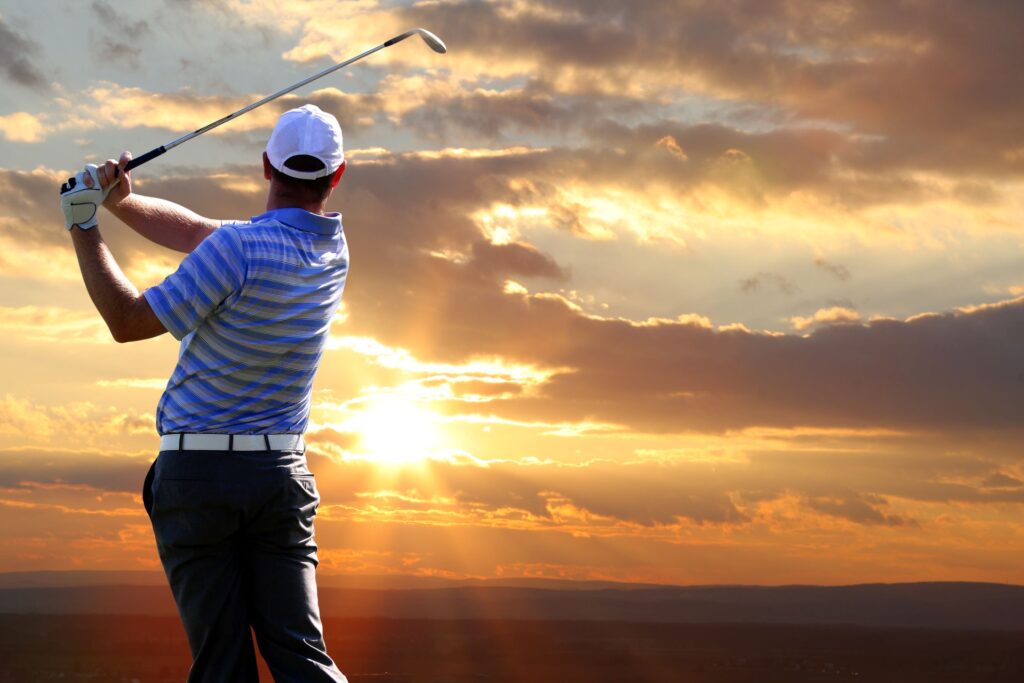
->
<box><xmin>122</xmin><ymin>39</ymin><xmax>397</xmax><ymax>174</ymax></box>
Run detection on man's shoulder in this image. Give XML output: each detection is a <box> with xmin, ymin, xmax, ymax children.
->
<box><xmin>191</xmin><ymin>222</ymin><xmax>249</xmax><ymax>260</ymax></box>
<box><xmin>213</xmin><ymin>218</ymin><xmax>281</xmax><ymax>242</ymax></box>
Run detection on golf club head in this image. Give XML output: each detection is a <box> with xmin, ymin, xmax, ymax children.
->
<box><xmin>385</xmin><ymin>28</ymin><xmax>447</xmax><ymax>54</ymax></box>
<box><xmin>415</xmin><ymin>28</ymin><xmax>447</xmax><ymax>53</ymax></box>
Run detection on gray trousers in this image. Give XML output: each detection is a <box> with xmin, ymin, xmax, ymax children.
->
<box><xmin>144</xmin><ymin>447</ymin><xmax>347</xmax><ymax>683</ymax></box>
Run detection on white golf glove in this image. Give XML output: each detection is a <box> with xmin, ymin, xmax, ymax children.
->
<box><xmin>60</xmin><ymin>164</ymin><xmax>113</xmax><ymax>230</ymax></box>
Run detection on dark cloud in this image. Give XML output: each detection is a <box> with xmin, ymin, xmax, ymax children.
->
<box><xmin>0</xmin><ymin>442</ymin><xmax>1016</xmax><ymax>538</ymax></box>
<box><xmin>3</xmin><ymin>168</ymin><xmax>54</xmax><ymax>218</ymax></box>
<box><xmin>425</xmin><ymin>458</ymin><xmax>747</xmax><ymax>526</ymax></box>
<box><xmin>329</xmin><ymin>148</ymin><xmax>1024</xmax><ymax>433</ymax></box>
<box><xmin>814</xmin><ymin>256</ymin><xmax>851</xmax><ymax>281</ymax></box>
<box><xmin>0</xmin><ymin>448</ymin><xmax>149</xmax><ymax>494</ymax></box>
<box><xmin>160</xmin><ymin>0</ymin><xmax>275</xmax><ymax>48</ymax></box>
<box><xmin>90</xmin><ymin>1</ymin><xmax>151</xmax><ymax>68</ymax></box>
<box><xmin>9</xmin><ymin>145</ymin><xmax>1024</xmax><ymax>437</ymax></box>
<box><xmin>305</xmin><ymin>452</ymin><xmax>747</xmax><ymax>526</ymax></box>
<box><xmin>302</xmin><ymin>444</ymin><xmax>1024</xmax><ymax>530</ymax></box>
<box><xmin>400</xmin><ymin>0</ymin><xmax>1024</xmax><ymax>180</ymax></box>
<box><xmin>466</xmin><ymin>240</ymin><xmax>567</xmax><ymax>281</ymax></box>
<box><xmin>804</xmin><ymin>492</ymin><xmax>912</xmax><ymax>527</ymax></box>
<box><xmin>982</xmin><ymin>472</ymin><xmax>1023</xmax><ymax>489</ymax></box>
<box><xmin>319</xmin><ymin>153</ymin><xmax>1024</xmax><ymax>436</ymax></box>
<box><xmin>742</xmin><ymin>448</ymin><xmax>1024</xmax><ymax>507</ymax></box>
<box><xmin>0</xmin><ymin>17</ymin><xmax>48</xmax><ymax>90</ymax></box>
<box><xmin>740</xmin><ymin>272</ymin><xmax>797</xmax><ymax>296</ymax></box>
<box><xmin>486</xmin><ymin>297</ymin><xmax>1024</xmax><ymax>434</ymax></box>
<box><xmin>402</xmin><ymin>81</ymin><xmax>651</xmax><ymax>143</ymax></box>
<box><xmin>585</xmin><ymin>121</ymin><xmax>950</xmax><ymax>209</ymax></box>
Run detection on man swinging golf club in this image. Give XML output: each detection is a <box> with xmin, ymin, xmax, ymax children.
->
<box><xmin>59</xmin><ymin>104</ymin><xmax>350</xmax><ymax>682</ymax></box>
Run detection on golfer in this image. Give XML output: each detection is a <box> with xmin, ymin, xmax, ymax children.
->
<box><xmin>60</xmin><ymin>104</ymin><xmax>350</xmax><ymax>682</ymax></box>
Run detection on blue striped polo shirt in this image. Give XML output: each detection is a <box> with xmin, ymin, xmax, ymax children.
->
<box><xmin>143</xmin><ymin>207</ymin><xmax>349</xmax><ymax>435</ymax></box>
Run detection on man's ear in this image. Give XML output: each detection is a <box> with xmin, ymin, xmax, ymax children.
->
<box><xmin>330</xmin><ymin>161</ymin><xmax>346</xmax><ymax>189</ymax></box>
<box><xmin>262</xmin><ymin>151</ymin><xmax>273</xmax><ymax>181</ymax></box>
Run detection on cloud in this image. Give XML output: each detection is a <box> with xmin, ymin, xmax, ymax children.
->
<box><xmin>182</xmin><ymin>0</ymin><xmax>1024</xmax><ymax>191</ymax></box>
<box><xmin>0</xmin><ymin>16</ymin><xmax>49</xmax><ymax>90</ymax></box>
<box><xmin>398</xmin><ymin>77</ymin><xmax>652</xmax><ymax>143</ymax></box>
<box><xmin>496</xmin><ymin>296</ymin><xmax>1024</xmax><ymax>433</ymax></box>
<box><xmin>95</xmin><ymin>378</ymin><xmax>167</xmax><ymax>390</ymax></box>
<box><xmin>1</xmin><ymin>168</ymin><xmax>83</xmax><ymax>244</ymax></box>
<box><xmin>0</xmin><ymin>306</ymin><xmax>111</xmax><ymax>344</ymax></box>
<box><xmin>656</xmin><ymin>135</ymin><xmax>688</xmax><ymax>161</ymax></box>
<box><xmin>814</xmin><ymin>256</ymin><xmax>852</xmax><ymax>281</ymax></box>
<box><xmin>0</xmin><ymin>82</ymin><xmax>383</xmax><ymax>147</ymax></box>
<box><xmin>7</xmin><ymin>151</ymin><xmax>1020</xmax><ymax>437</ymax></box>
<box><xmin>465</xmin><ymin>239</ymin><xmax>567</xmax><ymax>280</ymax></box>
<box><xmin>789</xmin><ymin>306</ymin><xmax>861</xmax><ymax>332</ymax></box>
<box><xmin>79</xmin><ymin>83</ymin><xmax>379</xmax><ymax>137</ymax></box>
<box><xmin>0</xmin><ymin>447</ymin><xmax>150</xmax><ymax>494</ymax></box>
<box><xmin>741</xmin><ymin>447</ymin><xmax>1024</xmax><ymax>508</ymax></box>
<box><xmin>803</xmin><ymin>493</ymin><xmax>912</xmax><ymax>527</ymax></box>
<box><xmin>0</xmin><ymin>112</ymin><xmax>45</xmax><ymax>143</ymax></box>
<box><xmin>409</xmin><ymin>1</ymin><xmax>1024</xmax><ymax>167</ymax></box>
<box><xmin>89</xmin><ymin>1</ymin><xmax>151</xmax><ymax>68</ymax></box>
<box><xmin>0</xmin><ymin>395</ymin><xmax>153</xmax><ymax>445</ymax></box>
<box><xmin>740</xmin><ymin>272</ymin><xmax>797</xmax><ymax>296</ymax></box>
<box><xmin>982</xmin><ymin>472</ymin><xmax>1023</xmax><ymax>489</ymax></box>
<box><xmin>302</xmin><ymin>436</ymin><xmax>1024</xmax><ymax>535</ymax></box>
<box><xmin>305</xmin><ymin>452</ymin><xmax>746</xmax><ymax>528</ymax></box>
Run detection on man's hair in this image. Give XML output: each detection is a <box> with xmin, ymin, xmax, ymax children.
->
<box><xmin>270</xmin><ymin>154</ymin><xmax>335</xmax><ymax>204</ymax></box>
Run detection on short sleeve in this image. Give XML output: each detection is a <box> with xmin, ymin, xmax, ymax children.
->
<box><xmin>143</xmin><ymin>226</ymin><xmax>246</xmax><ymax>341</ymax></box>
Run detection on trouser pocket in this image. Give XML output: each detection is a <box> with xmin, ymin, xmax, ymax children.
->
<box><xmin>142</xmin><ymin>457</ymin><xmax>157</xmax><ymax>519</ymax></box>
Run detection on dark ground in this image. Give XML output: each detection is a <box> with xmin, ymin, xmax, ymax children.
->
<box><xmin>2</xmin><ymin>614</ymin><xmax>1024</xmax><ymax>682</ymax></box>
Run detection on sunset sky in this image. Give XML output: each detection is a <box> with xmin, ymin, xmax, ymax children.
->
<box><xmin>2</xmin><ymin>0</ymin><xmax>1024</xmax><ymax>586</ymax></box>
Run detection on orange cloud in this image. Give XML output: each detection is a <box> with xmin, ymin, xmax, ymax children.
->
<box><xmin>790</xmin><ymin>306</ymin><xmax>861</xmax><ymax>331</ymax></box>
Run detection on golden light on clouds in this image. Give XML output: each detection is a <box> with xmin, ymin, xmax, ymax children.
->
<box><xmin>0</xmin><ymin>306</ymin><xmax>109</xmax><ymax>344</ymax></box>
<box><xmin>790</xmin><ymin>306</ymin><xmax>862</xmax><ymax>332</ymax></box>
<box><xmin>0</xmin><ymin>111</ymin><xmax>44</xmax><ymax>143</ymax></box>
<box><xmin>325</xmin><ymin>335</ymin><xmax>559</xmax><ymax>387</ymax></box>
<box><xmin>4</xmin><ymin>0</ymin><xmax>1024</xmax><ymax>587</ymax></box>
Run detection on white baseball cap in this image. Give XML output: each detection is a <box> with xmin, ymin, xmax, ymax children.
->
<box><xmin>266</xmin><ymin>104</ymin><xmax>344</xmax><ymax>180</ymax></box>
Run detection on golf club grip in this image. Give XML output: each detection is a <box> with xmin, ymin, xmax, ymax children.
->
<box><xmin>119</xmin><ymin>146</ymin><xmax>167</xmax><ymax>175</ymax></box>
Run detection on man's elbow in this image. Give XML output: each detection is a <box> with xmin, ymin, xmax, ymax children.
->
<box><xmin>111</xmin><ymin>320</ymin><xmax>162</xmax><ymax>343</ymax></box>
<box><xmin>110</xmin><ymin>322</ymin><xmax>135</xmax><ymax>344</ymax></box>
<box><xmin>109</xmin><ymin>301</ymin><xmax>167</xmax><ymax>343</ymax></box>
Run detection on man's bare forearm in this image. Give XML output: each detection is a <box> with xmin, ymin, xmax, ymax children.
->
<box><xmin>70</xmin><ymin>226</ymin><xmax>166</xmax><ymax>343</ymax></box>
<box><xmin>107</xmin><ymin>194</ymin><xmax>221</xmax><ymax>253</ymax></box>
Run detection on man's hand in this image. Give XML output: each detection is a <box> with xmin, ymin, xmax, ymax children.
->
<box><xmin>60</xmin><ymin>164</ymin><xmax>114</xmax><ymax>230</ymax></box>
<box><xmin>100</xmin><ymin>151</ymin><xmax>133</xmax><ymax>208</ymax></box>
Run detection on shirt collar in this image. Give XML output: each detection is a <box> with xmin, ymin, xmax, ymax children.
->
<box><xmin>251</xmin><ymin>207</ymin><xmax>342</xmax><ymax>236</ymax></box>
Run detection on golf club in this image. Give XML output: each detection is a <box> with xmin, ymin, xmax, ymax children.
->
<box><xmin>112</xmin><ymin>28</ymin><xmax>447</xmax><ymax>176</ymax></box>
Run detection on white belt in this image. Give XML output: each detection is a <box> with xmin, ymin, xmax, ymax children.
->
<box><xmin>160</xmin><ymin>433</ymin><xmax>305</xmax><ymax>452</ymax></box>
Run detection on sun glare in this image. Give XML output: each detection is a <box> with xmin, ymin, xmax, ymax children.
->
<box><xmin>349</xmin><ymin>396</ymin><xmax>443</xmax><ymax>466</ymax></box>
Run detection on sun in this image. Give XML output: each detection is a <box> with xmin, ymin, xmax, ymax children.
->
<box><xmin>348</xmin><ymin>395</ymin><xmax>443</xmax><ymax>466</ymax></box>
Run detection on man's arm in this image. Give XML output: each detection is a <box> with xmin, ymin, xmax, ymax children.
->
<box><xmin>99</xmin><ymin>152</ymin><xmax>222</xmax><ymax>254</ymax></box>
<box><xmin>69</xmin><ymin>225</ymin><xmax>167</xmax><ymax>343</ymax></box>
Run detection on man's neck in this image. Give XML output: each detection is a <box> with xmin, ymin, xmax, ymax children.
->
<box><xmin>266</xmin><ymin>194</ymin><xmax>326</xmax><ymax>215</ymax></box>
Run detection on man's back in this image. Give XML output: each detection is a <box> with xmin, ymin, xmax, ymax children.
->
<box><xmin>145</xmin><ymin>207</ymin><xmax>348</xmax><ymax>434</ymax></box>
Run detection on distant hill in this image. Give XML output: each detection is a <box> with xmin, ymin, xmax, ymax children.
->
<box><xmin>1</xmin><ymin>572</ymin><xmax>1022</xmax><ymax>631</ymax></box>
<box><xmin>0</xmin><ymin>570</ymin><xmax>664</xmax><ymax>591</ymax></box>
